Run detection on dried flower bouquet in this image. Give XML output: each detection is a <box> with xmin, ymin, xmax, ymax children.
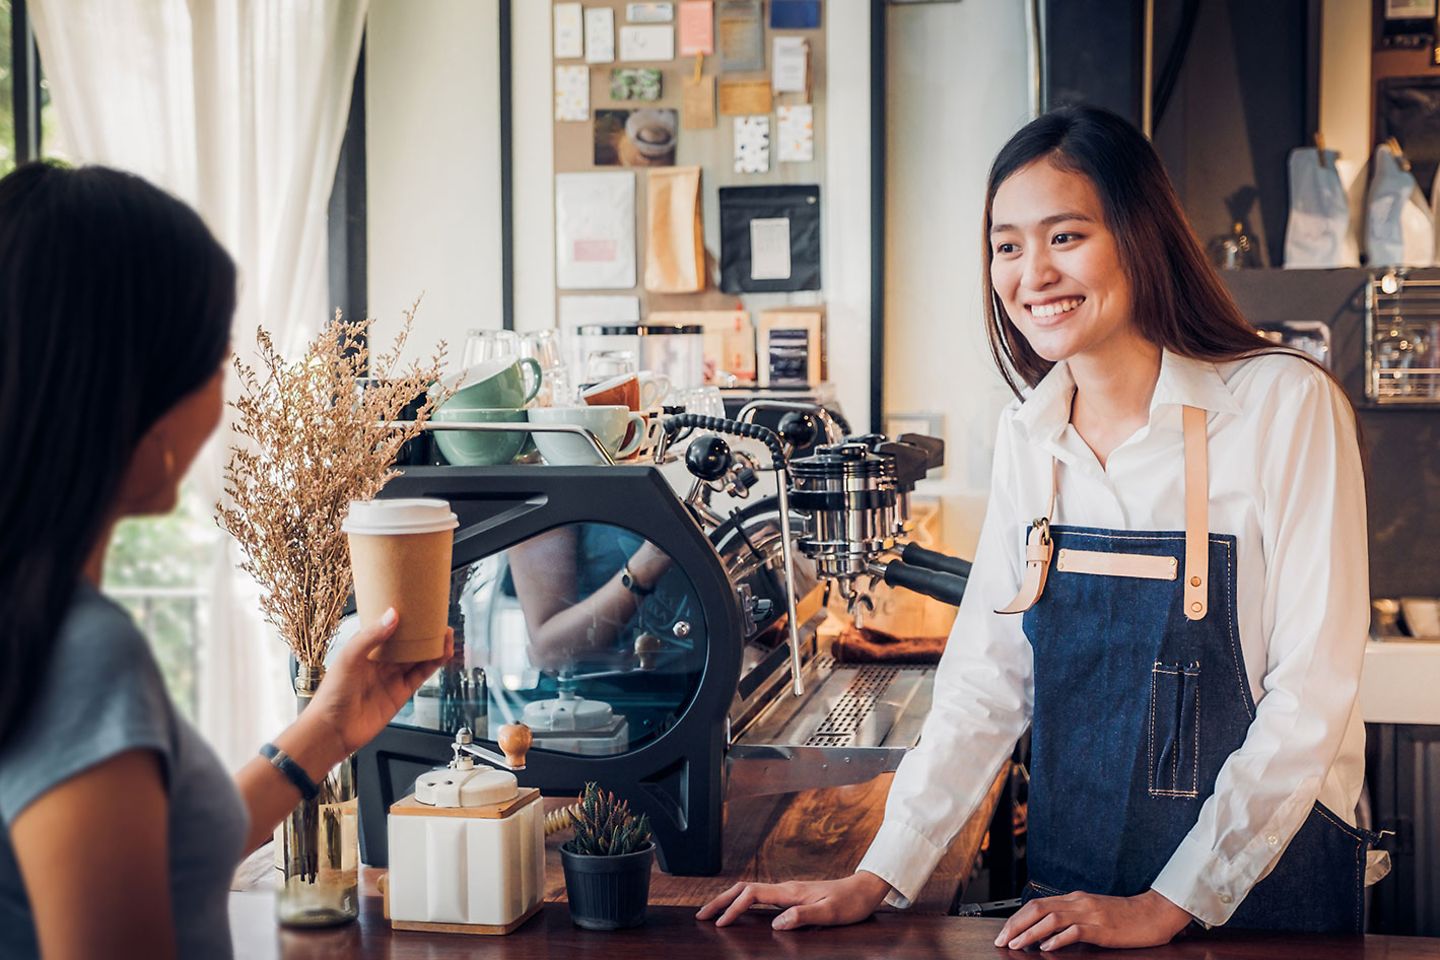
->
<box><xmin>218</xmin><ymin>302</ymin><xmax>449</xmax><ymax>671</ymax></box>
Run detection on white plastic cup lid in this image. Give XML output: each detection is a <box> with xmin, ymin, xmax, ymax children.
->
<box><xmin>341</xmin><ymin>498</ymin><xmax>458</xmax><ymax>536</ymax></box>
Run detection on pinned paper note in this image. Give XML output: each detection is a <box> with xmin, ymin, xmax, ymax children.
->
<box><xmin>585</xmin><ymin>7</ymin><xmax>616</xmax><ymax>63</ymax></box>
<box><xmin>717</xmin><ymin>0</ymin><xmax>764</xmax><ymax>72</ymax></box>
<box><xmin>555</xmin><ymin>66</ymin><xmax>590</xmax><ymax>121</ymax></box>
<box><xmin>749</xmin><ymin>217</ymin><xmax>791</xmax><ymax>280</ymax></box>
<box><xmin>620</xmin><ymin>24</ymin><xmax>675</xmax><ymax>61</ymax></box>
<box><xmin>770</xmin><ymin>0</ymin><xmax>820</xmax><ymax>29</ymax></box>
<box><xmin>611</xmin><ymin>68</ymin><xmax>662</xmax><ymax>101</ymax></box>
<box><xmin>718</xmin><ymin>77</ymin><xmax>771</xmax><ymax>115</ymax></box>
<box><xmin>777</xmin><ymin>104</ymin><xmax>813</xmax><ymax>162</ymax></box>
<box><xmin>554</xmin><ymin>3</ymin><xmax>584</xmax><ymax>59</ymax></box>
<box><xmin>772</xmin><ymin>37</ymin><xmax>808</xmax><ymax>94</ymax></box>
<box><xmin>678</xmin><ymin>1</ymin><xmax>715</xmax><ymax>56</ymax></box>
<box><xmin>556</xmin><ymin>172</ymin><xmax>636</xmax><ymax>289</ymax></box>
<box><xmin>734</xmin><ymin>115</ymin><xmax>770</xmax><ymax>174</ymax></box>
<box><xmin>682</xmin><ymin>56</ymin><xmax>717</xmax><ymax>129</ymax></box>
<box><xmin>627</xmin><ymin>2</ymin><xmax>674</xmax><ymax>22</ymax></box>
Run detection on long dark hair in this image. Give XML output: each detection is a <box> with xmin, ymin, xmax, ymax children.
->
<box><xmin>981</xmin><ymin>104</ymin><xmax>1280</xmax><ymax>396</ymax></box>
<box><xmin>0</xmin><ymin>163</ymin><xmax>235</xmax><ymax>744</ymax></box>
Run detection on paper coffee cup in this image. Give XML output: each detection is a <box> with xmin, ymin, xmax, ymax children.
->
<box><xmin>342</xmin><ymin>498</ymin><xmax>458</xmax><ymax>662</ymax></box>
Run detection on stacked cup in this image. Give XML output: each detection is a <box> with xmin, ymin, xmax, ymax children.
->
<box><xmin>432</xmin><ymin>357</ymin><xmax>541</xmax><ymax>466</ymax></box>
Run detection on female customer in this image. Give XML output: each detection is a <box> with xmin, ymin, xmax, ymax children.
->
<box><xmin>0</xmin><ymin>163</ymin><xmax>450</xmax><ymax>959</ymax></box>
<box><xmin>699</xmin><ymin>104</ymin><xmax>1374</xmax><ymax>949</ymax></box>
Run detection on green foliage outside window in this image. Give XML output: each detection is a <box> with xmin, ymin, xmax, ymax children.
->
<box><xmin>102</xmin><ymin>487</ymin><xmax>217</xmax><ymax>720</ymax></box>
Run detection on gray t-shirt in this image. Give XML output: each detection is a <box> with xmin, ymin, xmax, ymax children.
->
<box><xmin>0</xmin><ymin>581</ymin><xmax>249</xmax><ymax>959</ymax></box>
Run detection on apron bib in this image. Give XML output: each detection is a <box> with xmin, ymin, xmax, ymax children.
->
<box><xmin>1000</xmin><ymin>405</ymin><xmax>1374</xmax><ymax>934</ymax></box>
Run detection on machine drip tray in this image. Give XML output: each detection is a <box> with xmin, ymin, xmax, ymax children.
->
<box><xmin>725</xmin><ymin>655</ymin><xmax>935</xmax><ymax>799</ymax></box>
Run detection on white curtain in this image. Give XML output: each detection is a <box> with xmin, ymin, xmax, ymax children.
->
<box><xmin>32</xmin><ymin>0</ymin><xmax>370</xmax><ymax>768</ymax></box>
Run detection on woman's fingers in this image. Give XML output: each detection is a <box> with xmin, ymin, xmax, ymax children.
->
<box><xmin>351</xmin><ymin>607</ymin><xmax>400</xmax><ymax>659</ymax></box>
<box><xmin>772</xmin><ymin>899</ymin><xmax>835</xmax><ymax>930</ymax></box>
<box><xmin>1005</xmin><ymin>908</ymin><xmax>1065</xmax><ymax>951</ymax></box>
<box><xmin>695</xmin><ymin>882</ymin><xmax>746</xmax><ymax>920</ymax></box>
<box><xmin>1040</xmin><ymin>925</ymin><xmax>1083</xmax><ymax>952</ymax></box>
<box><xmin>713</xmin><ymin>883</ymin><xmax>800</xmax><ymax>927</ymax></box>
<box><xmin>995</xmin><ymin>898</ymin><xmax>1046</xmax><ymax>946</ymax></box>
<box><xmin>403</xmin><ymin>628</ymin><xmax>454</xmax><ymax>688</ymax></box>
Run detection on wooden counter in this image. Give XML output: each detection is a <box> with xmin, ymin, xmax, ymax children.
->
<box><xmin>230</xmin><ymin>895</ymin><xmax>1440</xmax><ymax>960</ymax></box>
<box><xmin>547</xmin><ymin>765</ymin><xmax>1009</xmax><ymax>913</ymax></box>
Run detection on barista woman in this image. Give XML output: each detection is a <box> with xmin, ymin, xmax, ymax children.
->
<box><xmin>698</xmin><ymin>105</ymin><xmax>1374</xmax><ymax>948</ymax></box>
<box><xmin>0</xmin><ymin>164</ymin><xmax>451</xmax><ymax>959</ymax></box>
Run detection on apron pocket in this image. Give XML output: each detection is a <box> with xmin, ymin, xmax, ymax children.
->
<box><xmin>1149</xmin><ymin>661</ymin><xmax>1200</xmax><ymax>798</ymax></box>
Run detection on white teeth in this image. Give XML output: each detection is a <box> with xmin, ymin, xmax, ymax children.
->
<box><xmin>1030</xmin><ymin>297</ymin><xmax>1083</xmax><ymax>319</ymax></box>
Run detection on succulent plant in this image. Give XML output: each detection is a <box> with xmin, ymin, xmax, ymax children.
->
<box><xmin>562</xmin><ymin>782</ymin><xmax>653</xmax><ymax>857</ymax></box>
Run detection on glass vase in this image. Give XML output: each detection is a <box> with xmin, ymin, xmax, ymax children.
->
<box><xmin>275</xmin><ymin>665</ymin><xmax>359</xmax><ymax>927</ymax></box>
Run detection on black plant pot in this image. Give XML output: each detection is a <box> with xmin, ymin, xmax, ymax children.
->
<box><xmin>560</xmin><ymin>842</ymin><xmax>655</xmax><ymax>930</ymax></box>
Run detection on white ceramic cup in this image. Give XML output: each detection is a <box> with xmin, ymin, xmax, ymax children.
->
<box><xmin>528</xmin><ymin>405</ymin><xmax>646</xmax><ymax>464</ymax></box>
<box><xmin>637</xmin><ymin>371</ymin><xmax>671</xmax><ymax>408</ymax></box>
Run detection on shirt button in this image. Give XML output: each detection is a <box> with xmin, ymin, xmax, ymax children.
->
<box><xmin>1267</xmin><ymin>834</ymin><xmax>1279</xmax><ymax>846</ymax></box>
<box><xmin>1219</xmin><ymin>894</ymin><xmax>1233</xmax><ymax>904</ymax></box>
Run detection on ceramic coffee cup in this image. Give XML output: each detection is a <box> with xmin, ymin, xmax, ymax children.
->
<box><xmin>447</xmin><ymin>358</ymin><xmax>542</xmax><ymax>409</ymax></box>
<box><xmin>431</xmin><ymin>406</ymin><xmax>530</xmax><ymax>466</ymax></box>
<box><xmin>528</xmin><ymin>405</ymin><xmax>646</xmax><ymax>464</ymax></box>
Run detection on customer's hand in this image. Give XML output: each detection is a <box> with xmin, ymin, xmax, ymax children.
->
<box><xmin>302</xmin><ymin>609</ymin><xmax>454</xmax><ymax>758</ymax></box>
<box><xmin>994</xmin><ymin>888</ymin><xmax>1193</xmax><ymax>951</ymax></box>
<box><xmin>695</xmin><ymin>872</ymin><xmax>893</xmax><ymax>930</ymax></box>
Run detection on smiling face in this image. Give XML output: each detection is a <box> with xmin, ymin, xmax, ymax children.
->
<box><xmin>988</xmin><ymin>158</ymin><xmax>1136</xmax><ymax>366</ymax></box>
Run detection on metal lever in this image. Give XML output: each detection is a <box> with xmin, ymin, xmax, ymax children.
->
<box><xmin>453</xmin><ymin>725</ymin><xmax>528</xmax><ymax>772</ymax></box>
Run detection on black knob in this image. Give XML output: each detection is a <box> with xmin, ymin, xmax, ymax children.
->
<box><xmin>686</xmin><ymin>434</ymin><xmax>732</xmax><ymax>481</ymax></box>
<box><xmin>734</xmin><ymin>466</ymin><xmax>759</xmax><ymax>490</ymax></box>
<box><xmin>778</xmin><ymin>411</ymin><xmax>819</xmax><ymax>449</ymax></box>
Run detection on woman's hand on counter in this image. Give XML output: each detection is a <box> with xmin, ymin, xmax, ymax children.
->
<box><xmin>695</xmin><ymin>871</ymin><xmax>893</xmax><ymax>930</ymax></box>
<box><xmin>994</xmin><ymin>888</ymin><xmax>1193</xmax><ymax>951</ymax></box>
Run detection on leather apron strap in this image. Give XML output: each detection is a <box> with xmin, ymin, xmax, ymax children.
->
<box><xmin>1181</xmin><ymin>405</ymin><xmax>1209</xmax><ymax>621</ymax></box>
<box><xmin>997</xmin><ymin>404</ymin><xmax>1210</xmax><ymax>618</ymax></box>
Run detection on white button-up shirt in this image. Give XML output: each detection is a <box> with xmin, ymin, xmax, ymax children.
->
<box><xmin>856</xmin><ymin>350</ymin><xmax>1369</xmax><ymax>927</ymax></box>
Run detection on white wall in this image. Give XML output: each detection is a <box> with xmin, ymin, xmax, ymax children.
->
<box><xmin>884</xmin><ymin>0</ymin><xmax>1029</xmax><ymax>554</ymax></box>
<box><xmin>1319</xmin><ymin>0</ymin><xmax>1369</xmax><ymax>166</ymax></box>
<box><xmin>366</xmin><ymin>0</ymin><xmax>503</xmax><ymax>372</ymax></box>
<box><xmin>363</xmin><ymin>2</ymin><xmax>1029</xmax><ymax>551</ymax></box>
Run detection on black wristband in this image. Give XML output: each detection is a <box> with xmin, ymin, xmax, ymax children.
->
<box><xmin>260</xmin><ymin>742</ymin><xmax>320</xmax><ymax>801</ymax></box>
<box><xmin>621</xmin><ymin>563</ymin><xmax>655</xmax><ymax>596</ymax></box>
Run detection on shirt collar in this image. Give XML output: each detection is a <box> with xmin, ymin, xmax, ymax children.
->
<box><xmin>1012</xmin><ymin>349</ymin><xmax>1241</xmax><ymax>444</ymax></box>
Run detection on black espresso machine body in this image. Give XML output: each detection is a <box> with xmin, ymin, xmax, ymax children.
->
<box><xmin>356</xmin><ymin>464</ymin><xmax>744</xmax><ymax>875</ymax></box>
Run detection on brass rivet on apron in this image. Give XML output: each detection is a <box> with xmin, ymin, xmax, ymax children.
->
<box><xmin>1191</xmin><ymin>601</ymin><xmax>1203</xmax><ymax>613</ymax></box>
<box><xmin>1190</xmin><ymin>576</ymin><xmax>1202</xmax><ymax>587</ymax></box>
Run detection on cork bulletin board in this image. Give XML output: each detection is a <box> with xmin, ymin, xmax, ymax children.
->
<box><xmin>551</xmin><ymin>0</ymin><xmax>828</xmax><ymax>327</ymax></box>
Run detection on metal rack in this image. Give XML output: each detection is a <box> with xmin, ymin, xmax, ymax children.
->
<box><xmin>1366</xmin><ymin>271</ymin><xmax>1440</xmax><ymax>405</ymax></box>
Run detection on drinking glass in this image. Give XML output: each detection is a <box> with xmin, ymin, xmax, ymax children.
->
<box><xmin>463</xmin><ymin>329</ymin><xmax>520</xmax><ymax>370</ymax></box>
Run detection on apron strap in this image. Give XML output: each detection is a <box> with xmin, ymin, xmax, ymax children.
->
<box><xmin>997</xmin><ymin>403</ymin><xmax>1210</xmax><ymax>618</ymax></box>
<box><xmin>995</xmin><ymin>460</ymin><xmax>1058</xmax><ymax>614</ymax></box>
<box><xmin>1182</xmin><ymin>404</ymin><xmax>1209</xmax><ymax>621</ymax></box>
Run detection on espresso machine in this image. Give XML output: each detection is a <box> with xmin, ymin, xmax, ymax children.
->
<box><xmin>357</xmin><ymin>402</ymin><xmax>972</xmax><ymax>875</ymax></box>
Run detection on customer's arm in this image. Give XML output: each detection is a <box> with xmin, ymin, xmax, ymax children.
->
<box><xmin>11</xmin><ymin>750</ymin><xmax>175</xmax><ymax>960</ymax></box>
<box><xmin>234</xmin><ymin>610</ymin><xmax>452</xmax><ymax>853</ymax></box>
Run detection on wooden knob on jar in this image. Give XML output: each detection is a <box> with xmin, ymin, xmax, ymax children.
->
<box><xmin>634</xmin><ymin>632</ymin><xmax>662</xmax><ymax>671</ymax></box>
<box><xmin>498</xmin><ymin>722</ymin><xmax>532</xmax><ymax>768</ymax></box>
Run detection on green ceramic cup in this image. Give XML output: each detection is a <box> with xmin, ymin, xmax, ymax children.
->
<box><xmin>431</xmin><ymin>406</ymin><xmax>530</xmax><ymax>466</ymax></box>
<box><xmin>449</xmin><ymin>358</ymin><xmax>543</xmax><ymax>408</ymax></box>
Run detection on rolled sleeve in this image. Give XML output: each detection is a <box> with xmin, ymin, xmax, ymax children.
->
<box><xmin>1151</xmin><ymin>368</ymin><xmax>1368</xmax><ymax>926</ymax></box>
<box><xmin>856</xmin><ymin>414</ymin><xmax>1034</xmax><ymax>907</ymax></box>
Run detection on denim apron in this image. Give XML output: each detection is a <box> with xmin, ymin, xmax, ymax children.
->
<box><xmin>998</xmin><ymin>405</ymin><xmax>1375</xmax><ymax>933</ymax></box>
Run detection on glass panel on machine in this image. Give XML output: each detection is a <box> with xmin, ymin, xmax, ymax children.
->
<box><xmin>389</xmin><ymin>522</ymin><xmax>706</xmax><ymax>757</ymax></box>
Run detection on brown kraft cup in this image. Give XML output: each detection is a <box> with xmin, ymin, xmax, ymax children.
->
<box><xmin>342</xmin><ymin>498</ymin><xmax>458</xmax><ymax>662</ymax></box>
